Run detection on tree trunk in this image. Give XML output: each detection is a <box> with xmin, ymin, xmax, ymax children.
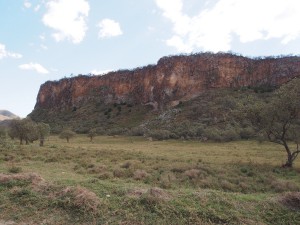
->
<box><xmin>67</xmin><ymin>137</ymin><xmax>69</xmax><ymax>143</ymax></box>
<box><xmin>283</xmin><ymin>142</ymin><xmax>293</xmax><ymax>168</ymax></box>
<box><xmin>40</xmin><ymin>139</ymin><xmax>44</xmax><ymax>147</ymax></box>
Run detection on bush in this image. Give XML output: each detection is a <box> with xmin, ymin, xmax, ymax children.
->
<box><xmin>203</xmin><ymin>127</ymin><xmax>240</xmax><ymax>142</ymax></box>
<box><xmin>128</xmin><ymin>127</ymin><xmax>145</xmax><ymax>136</ymax></box>
<box><xmin>106</xmin><ymin>128</ymin><xmax>128</xmax><ymax>136</ymax></box>
<box><xmin>239</xmin><ymin>127</ymin><xmax>256</xmax><ymax>139</ymax></box>
<box><xmin>148</xmin><ymin>129</ymin><xmax>173</xmax><ymax>140</ymax></box>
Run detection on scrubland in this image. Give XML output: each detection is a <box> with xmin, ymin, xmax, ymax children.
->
<box><xmin>0</xmin><ymin>135</ymin><xmax>299</xmax><ymax>224</ymax></box>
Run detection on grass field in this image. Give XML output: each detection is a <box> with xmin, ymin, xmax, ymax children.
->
<box><xmin>0</xmin><ymin>135</ymin><xmax>300</xmax><ymax>224</ymax></box>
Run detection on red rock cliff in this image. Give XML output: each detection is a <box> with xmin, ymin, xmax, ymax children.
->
<box><xmin>34</xmin><ymin>53</ymin><xmax>300</xmax><ymax>111</ymax></box>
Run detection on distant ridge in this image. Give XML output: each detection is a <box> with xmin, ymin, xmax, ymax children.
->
<box><xmin>0</xmin><ymin>110</ymin><xmax>19</xmax><ymax>122</ymax></box>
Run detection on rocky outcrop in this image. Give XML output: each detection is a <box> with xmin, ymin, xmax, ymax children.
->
<box><xmin>34</xmin><ymin>53</ymin><xmax>300</xmax><ymax>111</ymax></box>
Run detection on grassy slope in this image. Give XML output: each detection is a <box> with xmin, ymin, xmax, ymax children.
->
<box><xmin>0</xmin><ymin>135</ymin><xmax>300</xmax><ymax>224</ymax></box>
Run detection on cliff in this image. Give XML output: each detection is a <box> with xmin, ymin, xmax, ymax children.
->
<box><xmin>34</xmin><ymin>53</ymin><xmax>300</xmax><ymax>112</ymax></box>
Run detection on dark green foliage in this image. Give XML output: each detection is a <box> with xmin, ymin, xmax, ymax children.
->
<box><xmin>8</xmin><ymin>119</ymin><xmax>50</xmax><ymax>146</ymax></box>
<box><xmin>244</xmin><ymin>78</ymin><xmax>300</xmax><ymax>167</ymax></box>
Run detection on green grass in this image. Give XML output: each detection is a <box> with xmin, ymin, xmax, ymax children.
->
<box><xmin>0</xmin><ymin>135</ymin><xmax>300</xmax><ymax>224</ymax></box>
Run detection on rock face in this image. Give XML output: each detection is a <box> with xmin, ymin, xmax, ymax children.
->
<box><xmin>34</xmin><ymin>53</ymin><xmax>300</xmax><ymax>111</ymax></box>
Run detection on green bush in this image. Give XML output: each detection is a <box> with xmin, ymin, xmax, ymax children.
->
<box><xmin>147</xmin><ymin>129</ymin><xmax>173</xmax><ymax>140</ymax></box>
<box><xmin>203</xmin><ymin>127</ymin><xmax>240</xmax><ymax>142</ymax></box>
<box><xmin>128</xmin><ymin>127</ymin><xmax>145</xmax><ymax>136</ymax></box>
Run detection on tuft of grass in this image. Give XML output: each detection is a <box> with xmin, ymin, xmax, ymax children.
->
<box><xmin>8</xmin><ymin>166</ymin><xmax>22</xmax><ymax>174</ymax></box>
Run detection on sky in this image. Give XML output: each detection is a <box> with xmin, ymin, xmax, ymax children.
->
<box><xmin>1</xmin><ymin>0</ymin><xmax>300</xmax><ymax>118</ymax></box>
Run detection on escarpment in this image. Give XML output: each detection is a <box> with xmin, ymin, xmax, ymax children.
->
<box><xmin>34</xmin><ymin>53</ymin><xmax>300</xmax><ymax>113</ymax></box>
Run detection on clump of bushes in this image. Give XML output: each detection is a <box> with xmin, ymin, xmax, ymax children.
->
<box><xmin>147</xmin><ymin>129</ymin><xmax>174</xmax><ymax>140</ymax></box>
<box><xmin>128</xmin><ymin>127</ymin><xmax>146</xmax><ymax>136</ymax></box>
<box><xmin>202</xmin><ymin>127</ymin><xmax>240</xmax><ymax>142</ymax></box>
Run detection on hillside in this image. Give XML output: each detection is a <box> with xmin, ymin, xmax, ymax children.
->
<box><xmin>29</xmin><ymin>52</ymin><xmax>300</xmax><ymax>134</ymax></box>
<box><xmin>0</xmin><ymin>110</ymin><xmax>19</xmax><ymax>127</ymax></box>
<box><xmin>0</xmin><ymin>110</ymin><xmax>18</xmax><ymax>121</ymax></box>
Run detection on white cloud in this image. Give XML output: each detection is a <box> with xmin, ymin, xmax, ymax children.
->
<box><xmin>155</xmin><ymin>0</ymin><xmax>300</xmax><ymax>52</ymax></box>
<box><xmin>34</xmin><ymin>4</ymin><xmax>41</xmax><ymax>12</ymax></box>
<box><xmin>24</xmin><ymin>1</ymin><xmax>32</xmax><ymax>8</ymax></box>
<box><xmin>19</xmin><ymin>63</ymin><xmax>49</xmax><ymax>74</ymax></box>
<box><xmin>97</xmin><ymin>19</ymin><xmax>123</xmax><ymax>38</ymax></box>
<box><xmin>40</xmin><ymin>44</ymin><xmax>48</xmax><ymax>50</ymax></box>
<box><xmin>39</xmin><ymin>34</ymin><xmax>45</xmax><ymax>40</ymax></box>
<box><xmin>91</xmin><ymin>69</ymin><xmax>112</xmax><ymax>75</ymax></box>
<box><xmin>42</xmin><ymin>0</ymin><xmax>90</xmax><ymax>44</ymax></box>
<box><xmin>0</xmin><ymin>44</ymin><xmax>22</xmax><ymax>60</ymax></box>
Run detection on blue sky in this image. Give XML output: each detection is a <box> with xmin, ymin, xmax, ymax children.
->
<box><xmin>1</xmin><ymin>0</ymin><xmax>300</xmax><ymax>117</ymax></box>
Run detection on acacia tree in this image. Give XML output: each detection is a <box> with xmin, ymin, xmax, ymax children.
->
<box><xmin>9</xmin><ymin>118</ymin><xmax>37</xmax><ymax>145</ymax></box>
<box><xmin>59</xmin><ymin>129</ymin><xmax>76</xmax><ymax>143</ymax></box>
<box><xmin>37</xmin><ymin>122</ymin><xmax>50</xmax><ymax>146</ymax></box>
<box><xmin>87</xmin><ymin>128</ymin><xmax>97</xmax><ymax>142</ymax></box>
<box><xmin>246</xmin><ymin>78</ymin><xmax>300</xmax><ymax>167</ymax></box>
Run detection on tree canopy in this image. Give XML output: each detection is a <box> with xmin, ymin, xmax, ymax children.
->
<box><xmin>246</xmin><ymin>78</ymin><xmax>300</xmax><ymax>167</ymax></box>
<box><xmin>59</xmin><ymin>129</ymin><xmax>76</xmax><ymax>143</ymax></box>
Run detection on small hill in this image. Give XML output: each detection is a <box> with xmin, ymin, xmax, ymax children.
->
<box><xmin>0</xmin><ymin>110</ymin><xmax>19</xmax><ymax>127</ymax></box>
<box><xmin>0</xmin><ymin>110</ymin><xmax>18</xmax><ymax>121</ymax></box>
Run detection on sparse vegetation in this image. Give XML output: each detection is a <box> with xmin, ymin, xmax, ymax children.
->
<box><xmin>0</xmin><ymin>135</ymin><xmax>299</xmax><ymax>224</ymax></box>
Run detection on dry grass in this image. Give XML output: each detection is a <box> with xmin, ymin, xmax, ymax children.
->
<box><xmin>0</xmin><ymin>135</ymin><xmax>300</xmax><ymax>224</ymax></box>
<box><xmin>56</xmin><ymin>186</ymin><xmax>102</xmax><ymax>214</ymax></box>
<box><xmin>133</xmin><ymin>169</ymin><xmax>150</xmax><ymax>180</ymax></box>
<box><xmin>0</xmin><ymin>172</ymin><xmax>44</xmax><ymax>185</ymax></box>
<box><xmin>279</xmin><ymin>192</ymin><xmax>300</xmax><ymax>210</ymax></box>
<box><xmin>184</xmin><ymin>169</ymin><xmax>201</xmax><ymax>179</ymax></box>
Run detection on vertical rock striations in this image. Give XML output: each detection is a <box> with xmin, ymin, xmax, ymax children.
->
<box><xmin>34</xmin><ymin>53</ymin><xmax>300</xmax><ymax>112</ymax></box>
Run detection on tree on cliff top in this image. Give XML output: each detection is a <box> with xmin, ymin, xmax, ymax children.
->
<box><xmin>246</xmin><ymin>78</ymin><xmax>300</xmax><ymax>167</ymax></box>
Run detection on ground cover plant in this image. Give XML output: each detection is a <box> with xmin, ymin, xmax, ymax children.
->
<box><xmin>0</xmin><ymin>135</ymin><xmax>299</xmax><ymax>224</ymax></box>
